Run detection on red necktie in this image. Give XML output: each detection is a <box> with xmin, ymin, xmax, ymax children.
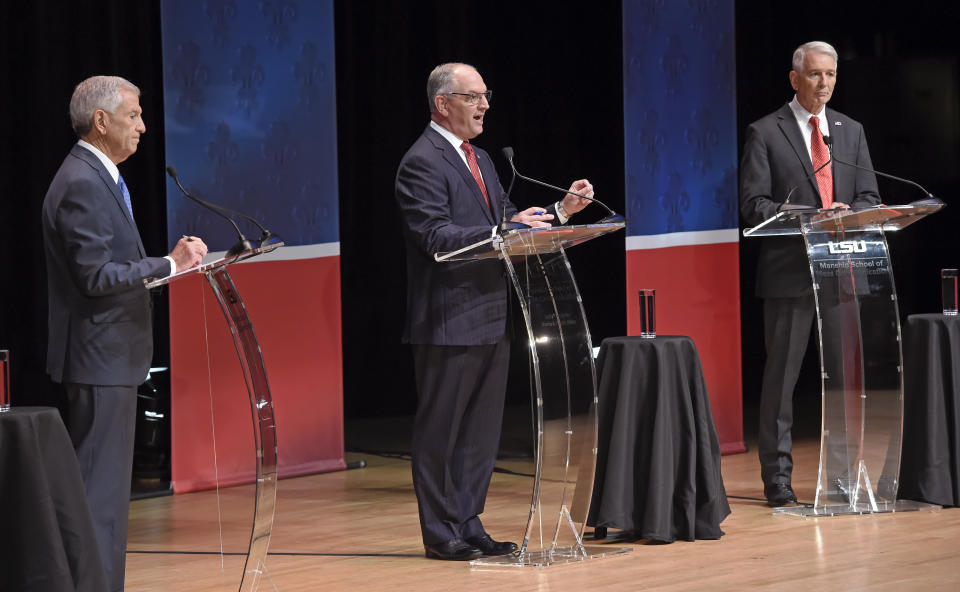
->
<box><xmin>461</xmin><ymin>141</ymin><xmax>490</xmax><ymax>209</ymax></box>
<box><xmin>809</xmin><ymin>115</ymin><xmax>834</xmax><ymax>208</ymax></box>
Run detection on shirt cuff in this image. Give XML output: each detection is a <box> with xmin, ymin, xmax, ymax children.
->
<box><xmin>164</xmin><ymin>256</ymin><xmax>176</xmax><ymax>277</ymax></box>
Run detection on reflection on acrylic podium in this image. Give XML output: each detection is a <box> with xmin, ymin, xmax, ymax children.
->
<box><xmin>744</xmin><ymin>200</ymin><xmax>944</xmax><ymax>516</ymax></box>
<box><xmin>436</xmin><ymin>221</ymin><xmax>630</xmax><ymax>566</ymax></box>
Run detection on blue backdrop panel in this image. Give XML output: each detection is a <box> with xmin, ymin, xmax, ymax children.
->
<box><xmin>623</xmin><ymin>0</ymin><xmax>743</xmax><ymax>453</ymax></box>
<box><xmin>161</xmin><ymin>0</ymin><xmax>338</xmax><ymax>249</ymax></box>
<box><xmin>160</xmin><ymin>1</ymin><xmax>345</xmax><ymax>491</ymax></box>
<box><xmin>623</xmin><ymin>0</ymin><xmax>737</xmax><ymax>236</ymax></box>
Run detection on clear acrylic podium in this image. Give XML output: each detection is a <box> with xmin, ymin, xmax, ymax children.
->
<box><xmin>436</xmin><ymin>221</ymin><xmax>630</xmax><ymax>566</ymax></box>
<box><xmin>146</xmin><ymin>237</ymin><xmax>283</xmax><ymax>591</ymax></box>
<box><xmin>744</xmin><ymin>199</ymin><xmax>944</xmax><ymax>516</ymax></box>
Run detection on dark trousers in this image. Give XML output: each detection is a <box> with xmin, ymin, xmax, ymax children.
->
<box><xmin>64</xmin><ymin>383</ymin><xmax>138</xmax><ymax>592</ymax></box>
<box><xmin>410</xmin><ymin>337</ymin><xmax>510</xmax><ymax>545</ymax></box>
<box><xmin>758</xmin><ymin>296</ymin><xmax>815</xmax><ymax>487</ymax></box>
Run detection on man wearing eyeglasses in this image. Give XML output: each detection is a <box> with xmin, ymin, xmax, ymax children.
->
<box><xmin>395</xmin><ymin>62</ymin><xmax>593</xmax><ymax>561</ymax></box>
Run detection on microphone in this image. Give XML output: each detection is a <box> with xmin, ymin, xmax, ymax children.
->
<box><xmin>782</xmin><ymin>139</ymin><xmax>833</xmax><ymax>209</ymax></box>
<box><xmin>166</xmin><ymin>165</ymin><xmax>253</xmax><ymax>256</ymax></box>
<box><xmin>823</xmin><ymin>137</ymin><xmax>938</xmax><ymax>201</ymax></box>
<box><xmin>166</xmin><ymin>166</ymin><xmax>279</xmax><ymax>244</ymax></box>
<box><xmin>498</xmin><ymin>147</ymin><xmax>524</xmax><ymax>232</ymax></box>
<box><xmin>500</xmin><ymin>147</ymin><xmax>622</xmax><ymax>223</ymax></box>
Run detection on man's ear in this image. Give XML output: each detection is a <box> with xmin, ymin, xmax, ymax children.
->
<box><xmin>92</xmin><ymin>109</ymin><xmax>109</xmax><ymax>135</ymax></box>
<box><xmin>788</xmin><ymin>70</ymin><xmax>799</xmax><ymax>92</ymax></box>
<box><xmin>434</xmin><ymin>95</ymin><xmax>448</xmax><ymax>117</ymax></box>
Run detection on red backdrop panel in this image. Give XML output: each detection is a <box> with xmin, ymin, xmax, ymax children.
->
<box><xmin>626</xmin><ymin>243</ymin><xmax>745</xmax><ymax>454</ymax></box>
<box><xmin>169</xmin><ymin>256</ymin><xmax>345</xmax><ymax>493</ymax></box>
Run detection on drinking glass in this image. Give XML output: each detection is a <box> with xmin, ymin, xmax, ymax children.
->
<box><xmin>638</xmin><ymin>289</ymin><xmax>656</xmax><ymax>338</ymax></box>
<box><xmin>943</xmin><ymin>269</ymin><xmax>958</xmax><ymax>316</ymax></box>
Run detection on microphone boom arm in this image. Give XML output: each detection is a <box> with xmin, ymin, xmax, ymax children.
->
<box><xmin>166</xmin><ymin>166</ymin><xmax>254</xmax><ymax>256</ymax></box>
<box><xmin>500</xmin><ymin>147</ymin><xmax>620</xmax><ymax>221</ymax></box>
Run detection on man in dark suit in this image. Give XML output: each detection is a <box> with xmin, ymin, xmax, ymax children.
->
<box><xmin>42</xmin><ymin>75</ymin><xmax>207</xmax><ymax>591</ymax></box>
<box><xmin>740</xmin><ymin>42</ymin><xmax>880</xmax><ymax>506</ymax></box>
<box><xmin>395</xmin><ymin>62</ymin><xmax>594</xmax><ymax>560</ymax></box>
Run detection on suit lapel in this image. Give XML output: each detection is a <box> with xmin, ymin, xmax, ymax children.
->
<box><xmin>71</xmin><ymin>145</ymin><xmax>147</xmax><ymax>257</ymax></box>
<box><xmin>425</xmin><ymin>127</ymin><xmax>495</xmax><ymax>224</ymax></box>
<box><xmin>776</xmin><ymin>103</ymin><xmax>813</xmax><ymax>177</ymax></box>
<box><xmin>777</xmin><ymin>103</ymin><xmax>833</xmax><ymax>203</ymax></box>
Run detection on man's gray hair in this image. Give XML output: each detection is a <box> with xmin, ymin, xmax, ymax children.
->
<box><xmin>426</xmin><ymin>62</ymin><xmax>474</xmax><ymax>113</ymax></box>
<box><xmin>69</xmin><ymin>75</ymin><xmax>141</xmax><ymax>137</ymax></box>
<box><xmin>792</xmin><ymin>41</ymin><xmax>838</xmax><ymax>73</ymax></box>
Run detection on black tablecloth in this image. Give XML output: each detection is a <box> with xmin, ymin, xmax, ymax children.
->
<box><xmin>0</xmin><ymin>406</ymin><xmax>107</xmax><ymax>592</ymax></box>
<box><xmin>587</xmin><ymin>336</ymin><xmax>730</xmax><ymax>542</ymax></box>
<box><xmin>899</xmin><ymin>314</ymin><xmax>960</xmax><ymax>507</ymax></box>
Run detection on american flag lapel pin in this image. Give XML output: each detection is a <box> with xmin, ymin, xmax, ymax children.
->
<box><xmin>834</xmin><ymin>121</ymin><xmax>842</xmax><ymax>126</ymax></box>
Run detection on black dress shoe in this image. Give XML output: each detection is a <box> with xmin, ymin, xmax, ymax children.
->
<box><xmin>424</xmin><ymin>539</ymin><xmax>483</xmax><ymax>561</ymax></box>
<box><xmin>764</xmin><ymin>482</ymin><xmax>798</xmax><ymax>507</ymax></box>
<box><xmin>465</xmin><ymin>533</ymin><xmax>518</xmax><ymax>556</ymax></box>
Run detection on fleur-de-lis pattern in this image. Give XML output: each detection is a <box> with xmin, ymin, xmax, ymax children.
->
<box><xmin>162</xmin><ymin>0</ymin><xmax>338</xmax><ymax>250</ymax></box>
<box><xmin>624</xmin><ymin>0</ymin><xmax>737</xmax><ymax>237</ymax></box>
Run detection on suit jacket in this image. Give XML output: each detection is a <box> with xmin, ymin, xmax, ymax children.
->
<box><xmin>396</xmin><ymin>124</ymin><xmax>544</xmax><ymax>346</ymax></box>
<box><xmin>42</xmin><ymin>144</ymin><xmax>170</xmax><ymax>386</ymax></box>
<box><xmin>740</xmin><ymin>103</ymin><xmax>880</xmax><ymax>298</ymax></box>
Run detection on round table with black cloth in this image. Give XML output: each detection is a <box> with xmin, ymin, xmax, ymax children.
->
<box><xmin>587</xmin><ymin>336</ymin><xmax>730</xmax><ymax>542</ymax></box>
<box><xmin>0</xmin><ymin>406</ymin><xmax>107</xmax><ymax>592</ymax></box>
<box><xmin>899</xmin><ymin>314</ymin><xmax>960</xmax><ymax>507</ymax></box>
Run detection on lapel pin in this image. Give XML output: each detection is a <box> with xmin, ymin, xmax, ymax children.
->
<box><xmin>834</xmin><ymin>121</ymin><xmax>842</xmax><ymax>126</ymax></box>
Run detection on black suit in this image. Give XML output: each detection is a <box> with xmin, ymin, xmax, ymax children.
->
<box><xmin>740</xmin><ymin>103</ymin><xmax>879</xmax><ymax>487</ymax></box>
<box><xmin>396</xmin><ymin>124</ymin><xmax>555</xmax><ymax>545</ymax></box>
<box><xmin>42</xmin><ymin>143</ymin><xmax>169</xmax><ymax>591</ymax></box>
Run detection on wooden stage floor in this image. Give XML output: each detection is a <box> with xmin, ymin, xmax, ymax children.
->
<box><xmin>126</xmin><ymin>436</ymin><xmax>960</xmax><ymax>591</ymax></box>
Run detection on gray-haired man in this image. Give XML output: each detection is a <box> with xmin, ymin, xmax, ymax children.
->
<box><xmin>42</xmin><ymin>75</ymin><xmax>206</xmax><ymax>590</ymax></box>
<box><xmin>740</xmin><ymin>42</ymin><xmax>880</xmax><ymax>506</ymax></box>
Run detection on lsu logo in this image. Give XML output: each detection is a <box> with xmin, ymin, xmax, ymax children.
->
<box><xmin>827</xmin><ymin>240</ymin><xmax>867</xmax><ymax>254</ymax></box>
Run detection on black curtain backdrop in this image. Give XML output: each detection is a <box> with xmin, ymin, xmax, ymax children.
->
<box><xmin>1</xmin><ymin>1</ymin><xmax>957</xmax><ymax>439</ymax></box>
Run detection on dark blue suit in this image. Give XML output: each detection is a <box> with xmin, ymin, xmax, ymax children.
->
<box><xmin>740</xmin><ymin>104</ymin><xmax>879</xmax><ymax>488</ymax></box>
<box><xmin>42</xmin><ymin>143</ymin><xmax>169</xmax><ymax>591</ymax></box>
<box><xmin>396</xmin><ymin>125</ymin><xmax>551</xmax><ymax>544</ymax></box>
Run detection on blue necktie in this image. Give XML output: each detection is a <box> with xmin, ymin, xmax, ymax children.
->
<box><xmin>117</xmin><ymin>174</ymin><xmax>134</xmax><ymax>219</ymax></box>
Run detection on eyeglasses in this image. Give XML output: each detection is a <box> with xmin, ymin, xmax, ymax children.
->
<box><xmin>446</xmin><ymin>90</ymin><xmax>493</xmax><ymax>106</ymax></box>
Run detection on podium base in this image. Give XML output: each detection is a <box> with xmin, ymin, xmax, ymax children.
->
<box><xmin>470</xmin><ymin>545</ymin><xmax>631</xmax><ymax>568</ymax></box>
<box><xmin>774</xmin><ymin>499</ymin><xmax>941</xmax><ymax>517</ymax></box>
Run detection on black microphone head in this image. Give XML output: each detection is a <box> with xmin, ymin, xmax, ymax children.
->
<box><xmin>501</xmin><ymin>146</ymin><xmax>514</xmax><ymax>161</ymax></box>
<box><xmin>166</xmin><ymin>165</ymin><xmax>178</xmax><ymax>179</ymax></box>
<box><xmin>823</xmin><ymin>135</ymin><xmax>833</xmax><ymax>146</ymax></box>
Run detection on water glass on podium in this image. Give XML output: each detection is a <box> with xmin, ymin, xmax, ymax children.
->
<box><xmin>944</xmin><ymin>269</ymin><xmax>958</xmax><ymax>316</ymax></box>
<box><xmin>0</xmin><ymin>350</ymin><xmax>10</xmax><ymax>412</ymax></box>
<box><xmin>638</xmin><ymin>289</ymin><xmax>656</xmax><ymax>338</ymax></box>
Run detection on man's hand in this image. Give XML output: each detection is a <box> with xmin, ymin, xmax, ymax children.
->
<box><xmin>561</xmin><ymin>179</ymin><xmax>594</xmax><ymax>216</ymax></box>
<box><xmin>169</xmin><ymin>235</ymin><xmax>208</xmax><ymax>271</ymax></box>
<box><xmin>827</xmin><ymin>201</ymin><xmax>850</xmax><ymax>210</ymax></box>
<box><xmin>511</xmin><ymin>207</ymin><xmax>555</xmax><ymax>228</ymax></box>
